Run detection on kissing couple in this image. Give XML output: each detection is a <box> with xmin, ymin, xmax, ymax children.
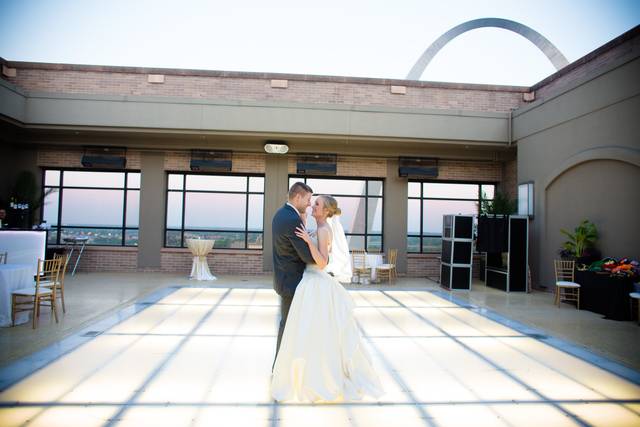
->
<box><xmin>270</xmin><ymin>182</ymin><xmax>383</xmax><ymax>402</ymax></box>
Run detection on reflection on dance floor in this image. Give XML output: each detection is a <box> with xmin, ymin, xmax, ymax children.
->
<box><xmin>0</xmin><ymin>287</ymin><xmax>639</xmax><ymax>426</ymax></box>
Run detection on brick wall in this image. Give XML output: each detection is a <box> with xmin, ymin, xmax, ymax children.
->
<box><xmin>68</xmin><ymin>246</ymin><xmax>487</xmax><ymax>277</ymax></box>
<box><xmin>407</xmin><ymin>253</ymin><xmax>441</xmax><ymax>279</ymax></box>
<box><xmin>5</xmin><ymin>30</ymin><xmax>636</xmax><ymax>119</ymax></box>
<box><xmin>501</xmin><ymin>159</ymin><xmax>517</xmax><ymax>199</ymax></box>
<box><xmin>39</xmin><ymin>149</ymin><xmax>503</xmax><ymax>183</ymax></box>
<box><xmin>407</xmin><ymin>253</ymin><xmax>484</xmax><ymax>279</ymax></box>
<box><xmin>37</xmin><ymin>147</ymin><xmax>142</xmax><ymax>169</ymax></box>
<box><xmin>161</xmin><ymin>248</ymin><xmax>263</xmax><ymax>275</ymax></box>
<box><xmin>437</xmin><ymin>160</ymin><xmax>502</xmax><ymax>182</ymax></box>
<box><xmin>287</xmin><ymin>157</ymin><xmax>502</xmax><ymax>181</ymax></box>
<box><xmin>532</xmin><ymin>29</ymin><xmax>640</xmax><ymax>103</ymax></box>
<box><xmin>3</xmin><ymin>64</ymin><xmax>524</xmax><ymax>113</ymax></box>
<box><xmin>164</xmin><ymin>151</ymin><xmax>265</xmax><ymax>172</ymax></box>
<box><xmin>64</xmin><ymin>246</ymin><xmax>139</xmax><ymax>272</ymax></box>
<box><xmin>57</xmin><ymin>246</ymin><xmax>264</xmax><ymax>274</ymax></box>
<box><xmin>288</xmin><ymin>156</ymin><xmax>387</xmax><ymax>178</ymax></box>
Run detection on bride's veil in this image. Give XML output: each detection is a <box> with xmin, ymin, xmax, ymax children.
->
<box><xmin>325</xmin><ymin>214</ymin><xmax>353</xmax><ymax>283</ymax></box>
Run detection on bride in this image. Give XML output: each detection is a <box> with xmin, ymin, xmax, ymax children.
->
<box><xmin>271</xmin><ymin>195</ymin><xmax>383</xmax><ymax>402</ymax></box>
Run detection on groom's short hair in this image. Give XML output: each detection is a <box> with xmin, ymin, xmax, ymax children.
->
<box><xmin>288</xmin><ymin>182</ymin><xmax>313</xmax><ymax>199</ymax></box>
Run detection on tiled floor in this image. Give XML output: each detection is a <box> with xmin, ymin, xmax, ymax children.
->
<box><xmin>1</xmin><ymin>285</ymin><xmax>639</xmax><ymax>426</ymax></box>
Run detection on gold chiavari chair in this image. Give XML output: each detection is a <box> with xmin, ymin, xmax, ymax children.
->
<box><xmin>351</xmin><ymin>249</ymin><xmax>371</xmax><ymax>281</ymax></box>
<box><xmin>554</xmin><ymin>259</ymin><xmax>581</xmax><ymax>309</ymax></box>
<box><xmin>42</xmin><ymin>253</ymin><xmax>70</xmax><ymax>313</ymax></box>
<box><xmin>12</xmin><ymin>257</ymin><xmax>62</xmax><ymax>328</ymax></box>
<box><xmin>376</xmin><ymin>249</ymin><xmax>398</xmax><ymax>283</ymax></box>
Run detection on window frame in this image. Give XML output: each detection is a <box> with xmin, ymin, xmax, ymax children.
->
<box><xmin>165</xmin><ymin>171</ymin><xmax>265</xmax><ymax>250</ymax></box>
<box><xmin>41</xmin><ymin>167</ymin><xmax>141</xmax><ymax>247</ymax></box>
<box><xmin>407</xmin><ymin>179</ymin><xmax>496</xmax><ymax>253</ymax></box>
<box><xmin>288</xmin><ymin>175</ymin><xmax>384</xmax><ymax>251</ymax></box>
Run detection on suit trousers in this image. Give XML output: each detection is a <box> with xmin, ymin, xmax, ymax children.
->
<box><xmin>273</xmin><ymin>293</ymin><xmax>294</xmax><ymax>370</ymax></box>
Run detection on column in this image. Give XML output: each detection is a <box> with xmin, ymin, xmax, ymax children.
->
<box><xmin>137</xmin><ymin>151</ymin><xmax>165</xmax><ymax>269</ymax></box>
<box><xmin>383</xmin><ymin>159</ymin><xmax>408</xmax><ymax>274</ymax></box>
<box><xmin>263</xmin><ymin>155</ymin><xmax>289</xmax><ymax>271</ymax></box>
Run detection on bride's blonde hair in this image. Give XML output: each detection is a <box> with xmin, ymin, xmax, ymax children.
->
<box><xmin>319</xmin><ymin>195</ymin><xmax>341</xmax><ymax>217</ymax></box>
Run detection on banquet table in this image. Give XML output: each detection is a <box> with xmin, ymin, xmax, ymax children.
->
<box><xmin>575</xmin><ymin>270</ymin><xmax>635</xmax><ymax>320</ymax></box>
<box><xmin>0</xmin><ymin>264</ymin><xmax>32</xmax><ymax>327</ymax></box>
<box><xmin>0</xmin><ymin>230</ymin><xmax>46</xmax><ymax>278</ymax></box>
<box><xmin>186</xmin><ymin>239</ymin><xmax>216</xmax><ymax>281</ymax></box>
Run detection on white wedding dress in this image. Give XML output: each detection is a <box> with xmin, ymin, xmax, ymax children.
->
<box><xmin>271</xmin><ymin>218</ymin><xmax>383</xmax><ymax>402</ymax></box>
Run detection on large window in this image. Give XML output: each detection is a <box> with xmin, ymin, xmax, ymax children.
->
<box><xmin>42</xmin><ymin>169</ymin><xmax>140</xmax><ymax>246</ymax></box>
<box><xmin>407</xmin><ymin>181</ymin><xmax>495</xmax><ymax>253</ymax></box>
<box><xmin>289</xmin><ymin>176</ymin><xmax>383</xmax><ymax>251</ymax></box>
<box><xmin>166</xmin><ymin>173</ymin><xmax>264</xmax><ymax>249</ymax></box>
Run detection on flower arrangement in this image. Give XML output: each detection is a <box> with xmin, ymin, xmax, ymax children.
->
<box><xmin>588</xmin><ymin>257</ymin><xmax>640</xmax><ymax>279</ymax></box>
<box><xmin>9</xmin><ymin>199</ymin><xmax>29</xmax><ymax>211</ymax></box>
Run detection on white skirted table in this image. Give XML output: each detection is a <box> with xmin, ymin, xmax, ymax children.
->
<box><xmin>367</xmin><ymin>254</ymin><xmax>384</xmax><ymax>280</ymax></box>
<box><xmin>0</xmin><ymin>264</ymin><xmax>32</xmax><ymax>327</ymax></box>
<box><xmin>0</xmin><ymin>230</ymin><xmax>46</xmax><ymax>278</ymax></box>
<box><xmin>186</xmin><ymin>239</ymin><xmax>217</xmax><ymax>281</ymax></box>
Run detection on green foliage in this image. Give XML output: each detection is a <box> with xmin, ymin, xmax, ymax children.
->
<box><xmin>560</xmin><ymin>219</ymin><xmax>598</xmax><ymax>258</ymax></box>
<box><xmin>10</xmin><ymin>170</ymin><xmax>54</xmax><ymax>225</ymax></box>
<box><xmin>12</xmin><ymin>171</ymin><xmax>38</xmax><ymax>204</ymax></box>
<box><xmin>480</xmin><ymin>190</ymin><xmax>517</xmax><ymax>215</ymax></box>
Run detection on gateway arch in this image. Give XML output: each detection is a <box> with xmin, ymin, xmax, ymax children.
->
<box><xmin>407</xmin><ymin>18</ymin><xmax>569</xmax><ymax>80</ymax></box>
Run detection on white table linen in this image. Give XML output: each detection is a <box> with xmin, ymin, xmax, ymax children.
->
<box><xmin>0</xmin><ymin>231</ymin><xmax>46</xmax><ymax>278</ymax></box>
<box><xmin>0</xmin><ymin>264</ymin><xmax>32</xmax><ymax>327</ymax></box>
<box><xmin>186</xmin><ymin>239</ymin><xmax>217</xmax><ymax>281</ymax></box>
<box><xmin>367</xmin><ymin>254</ymin><xmax>384</xmax><ymax>280</ymax></box>
<box><xmin>352</xmin><ymin>253</ymin><xmax>384</xmax><ymax>280</ymax></box>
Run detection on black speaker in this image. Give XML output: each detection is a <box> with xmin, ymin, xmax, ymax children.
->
<box><xmin>398</xmin><ymin>157</ymin><xmax>438</xmax><ymax>178</ymax></box>
<box><xmin>81</xmin><ymin>147</ymin><xmax>126</xmax><ymax>168</ymax></box>
<box><xmin>297</xmin><ymin>154</ymin><xmax>337</xmax><ymax>175</ymax></box>
<box><xmin>190</xmin><ymin>150</ymin><xmax>232</xmax><ymax>172</ymax></box>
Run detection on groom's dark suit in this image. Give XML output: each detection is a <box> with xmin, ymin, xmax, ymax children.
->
<box><xmin>272</xmin><ymin>203</ymin><xmax>314</xmax><ymax>365</ymax></box>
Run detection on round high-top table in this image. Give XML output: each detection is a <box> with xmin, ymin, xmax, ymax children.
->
<box><xmin>186</xmin><ymin>239</ymin><xmax>217</xmax><ymax>281</ymax></box>
<box><xmin>0</xmin><ymin>264</ymin><xmax>32</xmax><ymax>327</ymax></box>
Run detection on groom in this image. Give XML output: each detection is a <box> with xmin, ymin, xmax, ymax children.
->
<box><xmin>272</xmin><ymin>182</ymin><xmax>315</xmax><ymax>367</ymax></box>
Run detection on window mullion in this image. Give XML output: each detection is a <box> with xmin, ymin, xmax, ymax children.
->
<box><xmin>181</xmin><ymin>174</ymin><xmax>186</xmax><ymax>248</ymax></box>
<box><xmin>420</xmin><ymin>182</ymin><xmax>424</xmax><ymax>253</ymax></box>
<box><xmin>245</xmin><ymin>177</ymin><xmax>249</xmax><ymax>249</ymax></box>
<box><xmin>364</xmin><ymin>180</ymin><xmax>368</xmax><ymax>251</ymax></box>
<box><xmin>122</xmin><ymin>173</ymin><xmax>128</xmax><ymax>246</ymax></box>
<box><xmin>57</xmin><ymin>171</ymin><xmax>64</xmax><ymax>245</ymax></box>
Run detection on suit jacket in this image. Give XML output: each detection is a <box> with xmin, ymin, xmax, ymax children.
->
<box><xmin>272</xmin><ymin>204</ymin><xmax>315</xmax><ymax>297</ymax></box>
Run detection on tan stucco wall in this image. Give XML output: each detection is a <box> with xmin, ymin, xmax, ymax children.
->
<box><xmin>515</xmin><ymin>54</ymin><xmax>640</xmax><ymax>288</ymax></box>
<box><xmin>545</xmin><ymin>159</ymin><xmax>640</xmax><ymax>285</ymax></box>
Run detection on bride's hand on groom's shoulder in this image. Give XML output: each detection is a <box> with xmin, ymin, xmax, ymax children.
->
<box><xmin>295</xmin><ymin>225</ymin><xmax>311</xmax><ymax>244</ymax></box>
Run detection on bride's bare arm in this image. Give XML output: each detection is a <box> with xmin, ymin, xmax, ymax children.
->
<box><xmin>295</xmin><ymin>224</ymin><xmax>331</xmax><ymax>269</ymax></box>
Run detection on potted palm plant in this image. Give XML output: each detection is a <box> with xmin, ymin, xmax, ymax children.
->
<box><xmin>560</xmin><ymin>220</ymin><xmax>599</xmax><ymax>263</ymax></box>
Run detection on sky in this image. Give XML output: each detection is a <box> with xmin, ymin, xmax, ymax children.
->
<box><xmin>0</xmin><ymin>0</ymin><xmax>638</xmax><ymax>86</ymax></box>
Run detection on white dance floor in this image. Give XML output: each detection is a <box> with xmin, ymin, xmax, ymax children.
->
<box><xmin>0</xmin><ymin>287</ymin><xmax>639</xmax><ymax>426</ymax></box>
